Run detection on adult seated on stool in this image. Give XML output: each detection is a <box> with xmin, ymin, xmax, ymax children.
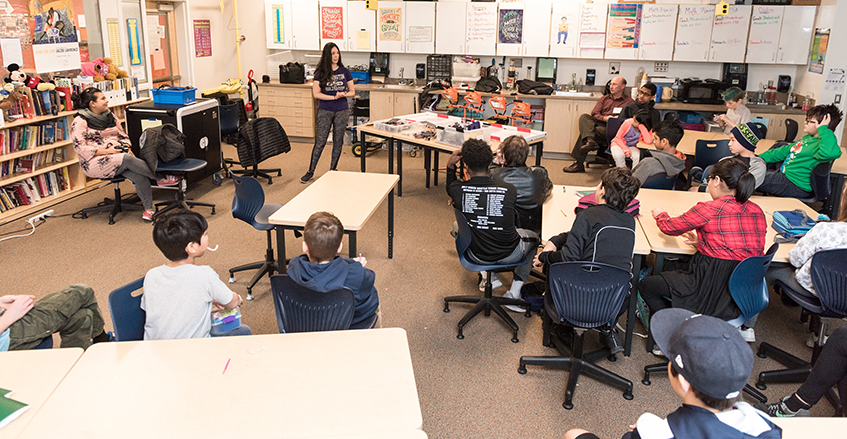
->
<box><xmin>563</xmin><ymin>76</ymin><xmax>633</xmax><ymax>173</ymax></box>
<box><xmin>446</xmin><ymin>139</ymin><xmax>539</xmax><ymax>311</ymax></box>
<box><xmin>72</xmin><ymin>87</ymin><xmax>177</xmax><ymax>222</ymax></box>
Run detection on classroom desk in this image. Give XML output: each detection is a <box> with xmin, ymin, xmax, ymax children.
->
<box><xmin>268</xmin><ymin>171</ymin><xmax>399</xmax><ymax>264</ymax></box>
<box><xmin>0</xmin><ymin>348</ymin><xmax>83</xmax><ymax>439</ymax></box>
<box><xmin>638</xmin><ymin>130</ymin><xmax>777</xmax><ymax>156</ymax></box>
<box><xmin>770</xmin><ymin>417</ymin><xmax>847</xmax><ymax>438</ymax></box>
<box><xmin>540</xmin><ymin>185</ymin><xmax>652</xmax><ymax>357</ymax></box>
<box><xmin>18</xmin><ymin>329</ymin><xmax>423</xmax><ymax>439</ymax></box>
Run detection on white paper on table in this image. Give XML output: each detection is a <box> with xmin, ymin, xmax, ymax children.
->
<box><xmin>0</xmin><ymin>38</ymin><xmax>23</xmax><ymax>67</ymax></box>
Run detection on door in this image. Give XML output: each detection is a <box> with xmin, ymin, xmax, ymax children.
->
<box><xmin>466</xmin><ymin>2</ymin><xmax>497</xmax><ymax>56</ymax></box>
<box><xmin>639</xmin><ymin>4</ymin><xmax>678</xmax><ymax>61</ymax></box>
<box><xmin>393</xmin><ymin>93</ymin><xmax>417</xmax><ymax>116</ymax></box>
<box><xmin>347</xmin><ymin>0</ymin><xmax>375</xmax><ymax>53</ymax></box>
<box><xmin>320</xmin><ymin>0</ymin><xmax>347</xmax><ymax>50</ymax></box>
<box><xmin>496</xmin><ymin>2</ymin><xmax>524</xmax><ymax>57</ymax></box>
<box><xmin>709</xmin><ymin>5</ymin><xmax>750</xmax><ymax>63</ymax></box>
<box><xmin>746</xmin><ymin>6</ymin><xmax>783</xmax><ymax>64</ymax></box>
<box><xmin>674</xmin><ymin>5</ymin><xmax>714</xmax><ymax>62</ymax></box>
<box><xmin>523</xmin><ymin>1</ymin><xmax>551</xmax><ymax>57</ymax></box>
<box><xmin>376</xmin><ymin>1</ymin><xmax>405</xmax><ymax>53</ymax></box>
<box><xmin>264</xmin><ymin>0</ymin><xmax>293</xmax><ymax>50</ymax></box>
<box><xmin>370</xmin><ymin>91</ymin><xmax>393</xmax><ymax>122</ymax></box>
<box><xmin>291</xmin><ymin>0</ymin><xmax>320</xmax><ymax>50</ymax></box>
<box><xmin>549</xmin><ymin>2</ymin><xmax>579</xmax><ymax>58</ymax></box>
<box><xmin>405</xmin><ymin>2</ymin><xmax>435</xmax><ymax>54</ymax></box>
<box><xmin>777</xmin><ymin>6</ymin><xmax>816</xmax><ymax>64</ymax></box>
<box><xmin>145</xmin><ymin>3</ymin><xmax>179</xmax><ymax>87</ymax></box>
<box><xmin>436</xmin><ymin>1</ymin><xmax>466</xmax><ymax>55</ymax></box>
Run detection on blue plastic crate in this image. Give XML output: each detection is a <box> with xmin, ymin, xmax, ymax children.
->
<box><xmin>151</xmin><ymin>87</ymin><xmax>197</xmax><ymax>105</ymax></box>
<box><xmin>350</xmin><ymin>71</ymin><xmax>370</xmax><ymax>84</ymax></box>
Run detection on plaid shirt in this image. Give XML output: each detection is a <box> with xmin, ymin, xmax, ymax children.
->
<box><xmin>656</xmin><ymin>196</ymin><xmax>766</xmax><ymax>261</ymax></box>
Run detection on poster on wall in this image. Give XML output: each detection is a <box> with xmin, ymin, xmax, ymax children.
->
<box><xmin>379</xmin><ymin>8</ymin><xmax>402</xmax><ymax>42</ymax></box>
<box><xmin>606</xmin><ymin>4</ymin><xmax>640</xmax><ymax>49</ymax></box>
<box><xmin>1</xmin><ymin>0</ymin><xmax>90</xmax><ymax>69</ymax></box>
<box><xmin>321</xmin><ymin>6</ymin><xmax>343</xmax><ymax>40</ymax></box>
<box><xmin>33</xmin><ymin>42</ymin><xmax>80</xmax><ymax>73</ymax></box>
<box><xmin>127</xmin><ymin>18</ymin><xmax>141</xmax><ymax>65</ymax></box>
<box><xmin>809</xmin><ymin>28</ymin><xmax>829</xmax><ymax>74</ymax></box>
<box><xmin>106</xmin><ymin>18</ymin><xmax>122</xmax><ymax>66</ymax></box>
<box><xmin>498</xmin><ymin>8</ymin><xmax>523</xmax><ymax>45</ymax></box>
<box><xmin>270</xmin><ymin>3</ymin><xmax>284</xmax><ymax>44</ymax></box>
<box><xmin>193</xmin><ymin>19</ymin><xmax>212</xmax><ymax>57</ymax></box>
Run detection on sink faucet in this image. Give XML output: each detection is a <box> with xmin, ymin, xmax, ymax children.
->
<box><xmin>399</xmin><ymin>67</ymin><xmax>405</xmax><ymax>79</ymax></box>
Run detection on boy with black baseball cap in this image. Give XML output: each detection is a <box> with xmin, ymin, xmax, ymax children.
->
<box><xmin>564</xmin><ymin>309</ymin><xmax>782</xmax><ymax>439</ymax></box>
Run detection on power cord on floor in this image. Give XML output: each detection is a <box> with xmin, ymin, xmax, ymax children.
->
<box><xmin>0</xmin><ymin>219</ymin><xmax>39</xmax><ymax>242</ymax></box>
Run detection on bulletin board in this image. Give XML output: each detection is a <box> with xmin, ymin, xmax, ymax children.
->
<box><xmin>0</xmin><ymin>0</ymin><xmax>89</xmax><ymax>71</ymax></box>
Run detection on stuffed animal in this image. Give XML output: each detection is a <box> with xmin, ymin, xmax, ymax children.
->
<box><xmin>4</xmin><ymin>63</ymin><xmax>43</xmax><ymax>89</ymax></box>
<box><xmin>102</xmin><ymin>57</ymin><xmax>128</xmax><ymax>80</ymax></box>
<box><xmin>80</xmin><ymin>57</ymin><xmax>109</xmax><ymax>81</ymax></box>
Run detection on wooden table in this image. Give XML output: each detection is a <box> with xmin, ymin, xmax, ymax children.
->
<box><xmin>638</xmin><ymin>129</ymin><xmax>777</xmax><ymax>156</ymax></box>
<box><xmin>18</xmin><ymin>329</ymin><xmax>423</xmax><ymax>439</ymax></box>
<box><xmin>541</xmin><ymin>185</ymin><xmax>652</xmax><ymax>356</ymax></box>
<box><xmin>770</xmin><ymin>417</ymin><xmax>847</xmax><ymax>438</ymax></box>
<box><xmin>0</xmin><ymin>348</ymin><xmax>83</xmax><ymax>439</ymax></box>
<box><xmin>268</xmin><ymin>171</ymin><xmax>399</xmax><ymax>264</ymax></box>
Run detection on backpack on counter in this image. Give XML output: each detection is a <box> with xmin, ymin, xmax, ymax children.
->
<box><xmin>474</xmin><ymin>76</ymin><xmax>502</xmax><ymax>93</ymax></box>
<box><xmin>279</xmin><ymin>62</ymin><xmax>305</xmax><ymax>84</ymax></box>
<box><xmin>517</xmin><ymin>79</ymin><xmax>553</xmax><ymax>95</ymax></box>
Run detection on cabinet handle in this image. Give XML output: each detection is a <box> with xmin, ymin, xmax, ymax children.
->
<box><xmin>780</xmin><ymin>52</ymin><xmax>783</xmax><ymax>62</ymax></box>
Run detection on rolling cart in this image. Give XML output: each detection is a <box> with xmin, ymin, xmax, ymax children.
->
<box><xmin>350</xmin><ymin>98</ymin><xmax>387</xmax><ymax>157</ymax></box>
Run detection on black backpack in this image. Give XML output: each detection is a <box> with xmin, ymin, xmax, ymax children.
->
<box><xmin>474</xmin><ymin>76</ymin><xmax>501</xmax><ymax>93</ymax></box>
<box><xmin>279</xmin><ymin>62</ymin><xmax>305</xmax><ymax>84</ymax></box>
<box><xmin>517</xmin><ymin>79</ymin><xmax>553</xmax><ymax>95</ymax></box>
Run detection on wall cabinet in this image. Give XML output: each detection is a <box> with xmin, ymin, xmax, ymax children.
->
<box><xmin>709</xmin><ymin>5</ymin><xmax>751</xmax><ymax>63</ymax></box>
<box><xmin>347</xmin><ymin>0</ymin><xmax>376</xmax><ymax>53</ymax></box>
<box><xmin>405</xmin><ymin>2</ymin><xmax>436</xmax><ymax>54</ymax></box>
<box><xmin>320</xmin><ymin>0</ymin><xmax>348</xmax><ymax>51</ymax></box>
<box><xmin>466</xmin><ymin>2</ymin><xmax>497</xmax><ymax>56</ymax></box>
<box><xmin>674</xmin><ymin>5</ymin><xmax>714</xmax><ymax>62</ymax></box>
<box><xmin>496</xmin><ymin>2</ymin><xmax>525</xmax><ymax>57</ymax></box>
<box><xmin>435</xmin><ymin>1</ymin><xmax>466</xmax><ymax>55</ymax></box>
<box><xmin>259</xmin><ymin>85</ymin><xmax>316</xmax><ymax>138</ymax></box>
<box><xmin>291</xmin><ymin>0</ymin><xmax>320</xmax><ymax>51</ymax></box>
<box><xmin>522</xmin><ymin>2</ymin><xmax>551</xmax><ymax>57</ymax></box>
<box><xmin>376</xmin><ymin>1</ymin><xmax>406</xmax><ymax>53</ymax></box>
<box><xmin>639</xmin><ymin>5</ymin><xmax>678</xmax><ymax>61</ymax></box>
<box><xmin>746</xmin><ymin>6</ymin><xmax>783</xmax><ymax>64</ymax></box>
<box><xmin>369</xmin><ymin>91</ymin><xmax>418</xmax><ymax>122</ymax></box>
<box><xmin>777</xmin><ymin>6</ymin><xmax>816</xmax><ymax>65</ymax></box>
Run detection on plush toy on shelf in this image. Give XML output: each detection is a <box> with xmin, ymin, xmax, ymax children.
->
<box><xmin>3</xmin><ymin>63</ymin><xmax>41</xmax><ymax>89</ymax></box>
<box><xmin>80</xmin><ymin>57</ymin><xmax>128</xmax><ymax>82</ymax></box>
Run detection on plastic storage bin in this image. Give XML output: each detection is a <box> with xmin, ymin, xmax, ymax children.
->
<box><xmin>374</xmin><ymin>119</ymin><xmax>415</xmax><ymax>133</ymax></box>
<box><xmin>436</xmin><ymin>127</ymin><xmax>485</xmax><ymax>147</ymax></box>
<box><xmin>151</xmin><ymin>87</ymin><xmax>197</xmax><ymax>105</ymax></box>
<box><xmin>350</xmin><ymin>71</ymin><xmax>370</xmax><ymax>84</ymax></box>
<box><xmin>210</xmin><ymin>308</ymin><xmax>242</xmax><ymax>335</ymax></box>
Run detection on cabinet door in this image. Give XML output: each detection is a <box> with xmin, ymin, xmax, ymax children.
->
<box><xmin>496</xmin><ymin>2</ymin><xmax>525</xmax><ymax>57</ymax></box>
<box><xmin>746</xmin><ymin>6</ymin><xmax>783</xmax><ymax>64</ymax></box>
<box><xmin>320</xmin><ymin>0</ymin><xmax>347</xmax><ymax>51</ymax></box>
<box><xmin>393</xmin><ymin>93</ymin><xmax>417</xmax><ymax>117</ymax></box>
<box><xmin>778</xmin><ymin>6</ymin><xmax>816</xmax><ymax>65</ymax></box>
<box><xmin>406</xmin><ymin>2</ymin><xmax>435</xmax><ymax>54</ymax></box>
<box><xmin>466</xmin><ymin>2</ymin><xmax>497</xmax><ymax>56</ymax></box>
<box><xmin>264</xmin><ymin>0</ymin><xmax>292</xmax><ymax>50</ymax></box>
<box><xmin>436</xmin><ymin>2</ymin><xmax>466</xmax><ymax>55</ymax></box>
<box><xmin>291</xmin><ymin>0</ymin><xmax>320</xmax><ymax>51</ymax></box>
<box><xmin>544</xmin><ymin>99</ymin><xmax>571</xmax><ymax>154</ymax></box>
<box><xmin>638</xmin><ymin>4</ymin><xmax>677</xmax><ymax>61</ymax></box>
<box><xmin>674</xmin><ymin>5</ymin><xmax>714</xmax><ymax>62</ymax></box>
<box><xmin>523</xmin><ymin>2</ymin><xmax>551</xmax><ymax>57</ymax></box>
<box><xmin>376</xmin><ymin>1</ymin><xmax>405</xmax><ymax>53</ymax></box>
<box><xmin>549</xmin><ymin>2</ymin><xmax>580</xmax><ymax>58</ymax></box>
<box><xmin>709</xmin><ymin>5</ymin><xmax>750</xmax><ymax>63</ymax></box>
<box><xmin>370</xmin><ymin>91</ymin><xmax>393</xmax><ymax>122</ymax></box>
<box><xmin>346</xmin><ymin>0</ymin><xmax>375</xmax><ymax>53</ymax></box>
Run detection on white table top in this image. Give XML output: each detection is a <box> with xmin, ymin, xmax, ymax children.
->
<box><xmin>636</xmin><ymin>189</ymin><xmax>816</xmax><ymax>263</ymax></box>
<box><xmin>19</xmin><ymin>329</ymin><xmax>422</xmax><ymax>439</ymax></box>
<box><xmin>541</xmin><ymin>185</ymin><xmax>651</xmax><ymax>256</ymax></box>
<box><xmin>771</xmin><ymin>417</ymin><xmax>847</xmax><ymax>438</ymax></box>
<box><xmin>268</xmin><ymin>171</ymin><xmax>399</xmax><ymax>230</ymax></box>
<box><xmin>638</xmin><ymin>129</ymin><xmax>776</xmax><ymax>156</ymax></box>
<box><xmin>0</xmin><ymin>348</ymin><xmax>83</xmax><ymax>439</ymax></box>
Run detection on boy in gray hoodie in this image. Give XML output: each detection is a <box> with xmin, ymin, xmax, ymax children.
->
<box><xmin>632</xmin><ymin>120</ymin><xmax>687</xmax><ymax>187</ymax></box>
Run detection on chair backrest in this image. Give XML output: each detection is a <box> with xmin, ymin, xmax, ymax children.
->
<box><xmin>547</xmin><ymin>262</ymin><xmax>631</xmax><ymax>329</ymax></box>
<box><xmin>605</xmin><ymin>117</ymin><xmax>624</xmax><ymax>151</ymax></box>
<box><xmin>219</xmin><ymin>103</ymin><xmax>240</xmax><ymax>136</ymax></box>
<box><xmin>663</xmin><ymin>111</ymin><xmax>679</xmax><ymax>122</ymax></box>
<box><xmin>231</xmin><ymin>175</ymin><xmax>266</xmax><ymax>228</ymax></box>
<box><xmin>727</xmin><ymin>243</ymin><xmax>778</xmax><ymax>327</ymax></box>
<box><xmin>108</xmin><ymin>277</ymin><xmax>146</xmax><ymax>341</ymax></box>
<box><xmin>784</xmin><ymin>118</ymin><xmax>798</xmax><ymax>143</ymax></box>
<box><xmin>752</xmin><ymin>122</ymin><xmax>768</xmax><ymax>140</ymax></box>
<box><xmin>693</xmin><ymin>139</ymin><xmax>732</xmax><ymax>169</ymax></box>
<box><xmin>641</xmin><ymin>172</ymin><xmax>677</xmax><ymax>190</ymax></box>
<box><xmin>270</xmin><ymin>275</ymin><xmax>355</xmax><ymax>333</ymax></box>
<box><xmin>236</xmin><ymin>117</ymin><xmax>291</xmax><ymax>167</ymax></box>
<box><xmin>453</xmin><ymin>209</ymin><xmax>531</xmax><ymax>271</ymax></box>
<box><xmin>810</xmin><ymin>248</ymin><xmax>847</xmax><ymax>317</ymax></box>
<box><xmin>808</xmin><ymin>161</ymin><xmax>833</xmax><ymax>203</ymax></box>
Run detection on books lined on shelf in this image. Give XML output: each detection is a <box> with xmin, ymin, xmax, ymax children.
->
<box><xmin>60</xmin><ymin>76</ymin><xmax>140</xmax><ymax>107</ymax></box>
<box><xmin>0</xmin><ymin>118</ymin><xmax>68</xmax><ymax>155</ymax></box>
<box><xmin>0</xmin><ymin>168</ymin><xmax>71</xmax><ymax>211</ymax></box>
<box><xmin>4</xmin><ymin>87</ymin><xmax>64</xmax><ymax>120</ymax></box>
<box><xmin>3</xmin><ymin>149</ymin><xmax>66</xmax><ymax>176</ymax></box>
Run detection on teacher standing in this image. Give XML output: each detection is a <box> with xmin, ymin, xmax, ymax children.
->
<box><xmin>301</xmin><ymin>42</ymin><xmax>355</xmax><ymax>184</ymax></box>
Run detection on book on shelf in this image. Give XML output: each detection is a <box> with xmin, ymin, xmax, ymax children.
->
<box><xmin>0</xmin><ymin>388</ymin><xmax>30</xmax><ymax>431</ymax></box>
<box><xmin>14</xmin><ymin>158</ymin><xmax>33</xmax><ymax>174</ymax></box>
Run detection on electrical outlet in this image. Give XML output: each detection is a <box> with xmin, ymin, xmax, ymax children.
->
<box><xmin>609</xmin><ymin>62</ymin><xmax>620</xmax><ymax>75</ymax></box>
<box><xmin>654</xmin><ymin>62</ymin><xmax>669</xmax><ymax>73</ymax></box>
<box><xmin>27</xmin><ymin>209</ymin><xmax>54</xmax><ymax>224</ymax></box>
<box><xmin>836</xmin><ymin>94</ymin><xmax>842</xmax><ymax>104</ymax></box>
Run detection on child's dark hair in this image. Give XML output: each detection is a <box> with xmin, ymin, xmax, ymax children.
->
<box><xmin>600</xmin><ymin>167</ymin><xmax>640</xmax><ymax>212</ymax></box>
<box><xmin>71</xmin><ymin>87</ymin><xmax>102</xmax><ymax>111</ymax></box>
<box><xmin>461</xmin><ymin>138</ymin><xmax>493</xmax><ymax>173</ymax></box>
<box><xmin>710</xmin><ymin>157</ymin><xmax>756</xmax><ymax>203</ymax></box>
<box><xmin>152</xmin><ymin>210</ymin><xmax>208</xmax><ymax>261</ymax></box>
<box><xmin>652</xmin><ymin>120</ymin><xmax>684</xmax><ymax>147</ymax></box>
<box><xmin>304</xmin><ymin>211</ymin><xmax>343</xmax><ymax>263</ymax></box>
<box><xmin>806</xmin><ymin>104</ymin><xmax>843</xmax><ymax>131</ymax></box>
<box><xmin>641</xmin><ymin>82</ymin><xmax>657</xmax><ymax>97</ymax></box>
<box><xmin>499</xmin><ymin>135</ymin><xmax>529</xmax><ymax>166</ymax></box>
<box><xmin>669</xmin><ymin>365</ymin><xmax>740</xmax><ymax>411</ymax></box>
<box><xmin>633</xmin><ymin>109</ymin><xmax>653</xmax><ymax>131</ymax></box>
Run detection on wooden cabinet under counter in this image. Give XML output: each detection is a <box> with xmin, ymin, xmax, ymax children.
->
<box><xmin>258</xmin><ymin>84</ymin><xmax>316</xmax><ymax>138</ymax></box>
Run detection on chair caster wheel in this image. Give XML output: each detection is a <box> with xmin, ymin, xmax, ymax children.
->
<box><xmin>268</xmin><ymin>178</ymin><xmax>273</xmax><ymax>185</ymax></box>
<box><xmin>443</xmin><ymin>303</ymin><xmax>450</xmax><ymax>313</ymax></box>
<box><xmin>518</xmin><ymin>365</ymin><xmax>527</xmax><ymax>374</ymax></box>
<box><xmin>512</xmin><ymin>337</ymin><xmax>519</xmax><ymax>343</ymax></box>
<box><xmin>457</xmin><ymin>334</ymin><xmax>464</xmax><ymax>340</ymax></box>
<box><xmin>563</xmin><ymin>402</ymin><xmax>574</xmax><ymax>410</ymax></box>
<box><xmin>642</xmin><ymin>378</ymin><xmax>651</xmax><ymax>386</ymax></box>
<box><xmin>212</xmin><ymin>173</ymin><xmax>222</xmax><ymax>185</ymax></box>
<box><xmin>246</xmin><ymin>292</ymin><xmax>254</xmax><ymax>301</ymax></box>
<box><xmin>623</xmin><ymin>390</ymin><xmax>634</xmax><ymax>400</ymax></box>
<box><xmin>276</xmin><ymin>171</ymin><xmax>282</xmax><ymax>176</ymax></box>
<box><xmin>229</xmin><ymin>276</ymin><xmax>236</xmax><ymax>284</ymax></box>
<box><xmin>756</xmin><ymin>382</ymin><xmax>767</xmax><ymax>390</ymax></box>
<box><xmin>524</xmin><ymin>310</ymin><xmax>532</xmax><ymax>318</ymax></box>
<box><xmin>757</xmin><ymin>352</ymin><xmax>767</xmax><ymax>359</ymax></box>
<box><xmin>211</xmin><ymin>207</ymin><xmax>216</xmax><ymax>215</ymax></box>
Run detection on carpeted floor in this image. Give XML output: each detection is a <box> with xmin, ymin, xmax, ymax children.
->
<box><xmin>1</xmin><ymin>140</ymin><xmax>842</xmax><ymax>438</ymax></box>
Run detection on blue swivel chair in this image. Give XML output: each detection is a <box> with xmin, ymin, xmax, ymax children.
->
<box><xmin>153</xmin><ymin>157</ymin><xmax>216</xmax><ymax>220</ymax></box>
<box><xmin>108</xmin><ymin>277</ymin><xmax>146</xmax><ymax>342</ymax></box>
<box><xmin>270</xmin><ymin>274</ymin><xmax>355</xmax><ymax>333</ymax></box>
<box><xmin>518</xmin><ymin>262</ymin><xmax>635</xmax><ymax>409</ymax></box>
<box><xmin>641</xmin><ymin>173</ymin><xmax>677</xmax><ymax>190</ymax></box>
<box><xmin>79</xmin><ymin>176</ymin><xmax>144</xmax><ymax>224</ymax></box>
<box><xmin>752</xmin><ymin>122</ymin><xmax>768</xmax><ymax>140</ymax></box>
<box><xmin>228</xmin><ymin>175</ymin><xmax>281</xmax><ymax>301</ymax></box>
<box><xmin>443</xmin><ymin>209</ymin><xmax>534</xmax><ymax>343</ymax></box>
<box><xmin>690</xmin><ymin>139</ymin><xmax>732</xmax><ymax>185</ymax></box>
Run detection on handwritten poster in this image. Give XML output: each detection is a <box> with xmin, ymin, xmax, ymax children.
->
<box><xmin>498</xmin><ymin>9</ymin><xmax>523</xmax><ymax>45</ymax></box>
<box><xmin>579</xmin><ymin>4</ymin><xmax>606</xmax><ymax>49</ymax></box>
<box><xmin>809</xmin><ymin>28</ymin><xmax>829</xmax><ymax>74</ymax></box>
<box><xmin>193</xmin><ymin>19</ymin><xmax>211</xmax><ymax>57</ymax></box>
<box><xmin>606</xmin><ymin>4</ymin><xmax>640</xmax><ymax>49</ymax></box>
<box><xmin>321</xmin><ymin>6</ymin><xmax>343</xmax><ymax>40</ymax></box>
<box><xmin>379</xmin><ymin>8</ymin><xmax>401</xmax><ymax>42</ymax></box>
<box><xmin>467</xmin><ymin>4</ymin><xmax>497</xmax><ymax>45</ymax></box>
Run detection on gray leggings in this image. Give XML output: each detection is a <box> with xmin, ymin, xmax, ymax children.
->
<box><xmin>115</xmin><ymin>155</ymin><xmax>156</xmax><ymax>209</ymax></box>
<box><xmin>308</xmin><ymin>108</ymin><xmax>349</xmax><ymax>173</ymax></box>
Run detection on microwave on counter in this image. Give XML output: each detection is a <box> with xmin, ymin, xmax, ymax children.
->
<box><xmin>679</xmin><ymin>79</ymin><xmax>727</xmax><ymax>105</ymax></box>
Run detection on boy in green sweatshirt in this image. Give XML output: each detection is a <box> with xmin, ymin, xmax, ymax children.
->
<box><xmin>758</xmin><ymin>104</ymin><xmax>842</xmax><ymax>198</ymax></box>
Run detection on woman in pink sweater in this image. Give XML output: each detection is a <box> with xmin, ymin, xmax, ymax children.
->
<box><xmin>610</xmin><ymin>109</ymin><xmax>653</xmax><ymax>169</ymax></box>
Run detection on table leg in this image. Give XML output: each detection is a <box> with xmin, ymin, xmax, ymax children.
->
<box><xmin>388</xmin><ymin>187</ymin><xmax>394</xmax><ymax>259</ymax></box>
<box><xmin>388</xmin><ymin>137</ymin><xmax>394</xmax><ymax>175</ymax></box>
<box><xmin>535</xmin><ymin>141</ymin><xmax>544</xmax><ymax>167</ymax></box>
<box><xmin>654</xmin><ymin>253</ymin><xmax>665</xmax><ymax>275</ymax></box>
<box><xmin>348</xmin><ymin>231</ymin><xmax>357</xmax><ymax>258</ymax></box>
<box><xmin>424</xmin><ymin>148</ymin><xmax>431</xmax><ymax>189</ymax></box>
<box><xmin>624</xmin><ymin>254</ymin><xmax>642</xmax><ymax>357</ymax></box>
<box><xmin>434</xmin><ymin>152</ymin><xmax>440</xmax><ymax>187</ymax></box>
<box><xmin>397</xmin><ymin>139</ymin><xmax>403</xmax><ymax>197</ymax></box>
<box><xmin>275</xmin><ymin>226</ymin><xmax>287</xmax><ymax>269</ymax></box>
<box><xmin>360</xmin><ymin>129</ymin><xmax>366</xmax><ymax>172</ymax></box>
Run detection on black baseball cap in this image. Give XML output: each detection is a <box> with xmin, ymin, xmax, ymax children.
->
<box><xmin>651</xmin><ymin>309</ymin><xmax>754</xmax><ymax>400</ymax></box>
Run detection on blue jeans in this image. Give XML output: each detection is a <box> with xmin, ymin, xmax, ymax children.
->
<box><xmin>558</xmin><ymin>31</ymin><xmax>568</xmax><ymax>44</ymax></box>
<box><xmin>211</xmin><ymin>324</ymin><xmax>252</xmax><ymax>337</ymax></box>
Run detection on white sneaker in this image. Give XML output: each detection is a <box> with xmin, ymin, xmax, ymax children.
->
<box><xmin>504</xmin><ymin>304</ymin><xmax>527</xmax><ymax>313</ymax></box>
<box><xmin>739</xmin><ymin>327</ymin><xmax>756</xmax><ymax>343</ymax></box>
<box><xmin>503</xmin><ymin>284</ymin><xmax>526</xmax><ymax>313</ymax></box>
<box><xmin>479</xmin><ymin>272</ymin><xmax>502</xmax><ymax>292</ymax></box>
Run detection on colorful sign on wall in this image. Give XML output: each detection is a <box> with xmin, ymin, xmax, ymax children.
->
<box><xmin>193</xmin><ymin>19</ymin><xmax>212</xmax><ymax>57</ymax></box>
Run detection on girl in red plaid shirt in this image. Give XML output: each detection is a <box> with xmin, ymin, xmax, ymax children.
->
<box><xmin>641</xmin><ymin>158</ymin><xmax>766</xmax><ymax>326</ymax></box>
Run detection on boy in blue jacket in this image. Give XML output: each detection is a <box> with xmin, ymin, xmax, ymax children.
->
<box><xmin>287</xmin><ymin>211</ymin><xmax>381</xmax><ymax>329</ymax></box>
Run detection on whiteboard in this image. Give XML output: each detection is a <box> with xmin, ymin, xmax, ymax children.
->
<box><xmin>674</xmin><ymin>5</ymin><xmax>714</xmax><ymax>62</ymax></box>
<box><xmin>578</xmin><ymin>3</ymin><xmax>607</xmax><ymax>59</ymax></box>
<box><xmin>548</xmin><ymin>2</ymin><xmax>580</xmax><ymax>58</ymax></box>
<box><xmin>638</xmin><ymin>4</ymin><xmax>677</xmax><ymax>61</ymax></box>
<box><xmin>747</xmin><ymin>6</ymin><xmax>783</xmax><ymax>64</ymax></box>
<box><xmin>710</xmin><ymin>5</ymin><xmax>751</xmax><ymax>63</ymax></box>
<box><xmin>605</xmin><ymin>3</ymin><xmax>642</xmax><ymax>60</ymax></box>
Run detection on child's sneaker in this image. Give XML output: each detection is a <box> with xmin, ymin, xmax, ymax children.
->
<box><xmin>600</xmin><ymin>328</ymin><xmax>624</xmax><ymax>354</ymax></box>
<box><xmin>755</xmin><ymin>398</ymin><xmax>811</xmax><ymax>418</ymax></box>
<box><xmin>142</xmin><ymin>209</ymin><xmax>155</xmax><ymax>221</ymax></box>
<box><xmin>156</xmin><ymin>175</ymin><xmax>179</xmax><ymax>186</ymax></box>
<box><xmin>739</xmin><ymin>327</ymin><xmax>756</xmax><ymax>343</ymax></box>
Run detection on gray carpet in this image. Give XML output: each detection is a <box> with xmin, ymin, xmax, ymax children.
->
<box><xmin>2</xmin><ymin>140</ymin><xmax>842</xmax><ymax>438</ymax></box>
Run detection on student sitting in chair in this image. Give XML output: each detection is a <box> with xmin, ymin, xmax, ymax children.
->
<box><xmin>564</xmin><ymin>309</ymin><xmax>782</xmax><ymax>439</ymax></box>
<box><xmin>631</xmin><ymin>120</ymin><xmax>687</xmax><ymax>187</ymax></box>
<box><xmin>609</xmin><ymin>109</ymin><xmax>653</xmax><ymax>169</ymax></box>
<box><xmin>142</xmin><ymin>210</ymin><xmax>251</xmax><ymax>340</ymax></box>
<box><xmin>757</xmin><ymin>104</ymin><xmax>842</xmax><ymax>199</ymax></box>
<box><xmin>490</xmin><ymin>135</ymin><xmax>553</xmax><ymax>235</ymax></box>
<box><xmin>287</xmin><ymin>211</ymin><xmax>381</xmax><ymax>329</ymax></box>
<box><xmin>691</xmin><ymin>122</ymin><xmax>766</xmax><ymax>192</ymax></box>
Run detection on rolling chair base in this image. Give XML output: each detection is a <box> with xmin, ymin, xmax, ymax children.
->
<box><xmin>443</xmin><ymin>272</ymin><xmax>531</xmax><ymax>343</ymax></box>
<box><xmin>642</xmin><ymin>361</ymin><xmax>767</xmax><ymax>403</ymax></box>
<box><xmin>229</xmin><ymin>230</ymin><xmax>278</xmax><ymax>301</ymax></box>
<box><xmin>80</xmin><ymin>183</ymin><xmax>144</xmax><ymax>225</ymax></box>
<box><xmin>224</xmin><ymin>159</ymin><xmax>282</xmax><ymax>185</ymax></box>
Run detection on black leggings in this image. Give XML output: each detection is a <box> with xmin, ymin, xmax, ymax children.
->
<box><xmin>639</xmin><ymin>274</ymin><xmax>673</xmax><ymax>316</ymax></box>
<box><xmin>796</xmin><ymin>327</ymin><xmax>847</xmax><ymax>410</ymax></box>
<box><xmin>308</xmin><ymin>108</ymin><xmax>349</xmax><ymax>173</ymax></box>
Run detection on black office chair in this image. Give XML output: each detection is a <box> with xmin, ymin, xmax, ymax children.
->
<box><xmin>518</xmin><ymin>262</ymin><xmax>634</xmax><ymax>409</ymax></box>
<box><xmin>784</xmin><ymin>118</ymin><xmax>799</xmax><ymax>143</ymax></box>
<box><xmin>663</xmin><ymin>111</ymin><xmax>679</xmax><ymax>122</ymax></box>
<box><xmin>752</xmin><ymin>122</ymin><xmax>768</xmax><ymax>140</ymax></box>
<box><xmin>591</xmin><ymin>116</ymin><xmax>624</xmax><ymax>169</ymax></box>
<box><xmin>228</xmin><ymin>175</ymin><xmax>281</xmax><ymax>301</ymax></box>
<box><xmin>79</xmin><ymin>176</ymin><xmax>144</xmax><ymax>224</ymax></box>
<box><xmin>798</xmin><ymin>161</ymin><xmax>833</xmax><ymax>209</ymax></box>
<box><xmin>641</xmin><ymin>173</ymin><xmax>677</xmax><ymax>190</ymax></box>
<box><xmin>443</xmin><ymin>210</ymin><xmax>533</xmax><ymax>343</ymax></box>
<box><xmin>228</xmin><ymin>117</ymin><xmax>289</xmax><ymax>184</ymax></box>
<box><xmin>108</xmin><ymin>277</ymin><xmax>146</xmax><ymax>342</ymax></box>
<box><xmin>219</xmin><ymin>102</ymin><xmax>240</xmax><ymax>145</ymax></box>
<box><xmin>153</xmin><ymin>157</ymin><xmax>216</xmax><ymax>220</ymax></box>
<box><xmin>690</xmin><ymin>139</ymin><xmax>732</xmax><ymax>185</ymax></box>
<box><xmin>270</xmin><ymin>274</ymin><xmax>354</xmax><ymax>333</ymax></box>
<box><xmin>755</xmin><ymin>249</ymin><xmax>847</xmax><ymax>413</ymax></box>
